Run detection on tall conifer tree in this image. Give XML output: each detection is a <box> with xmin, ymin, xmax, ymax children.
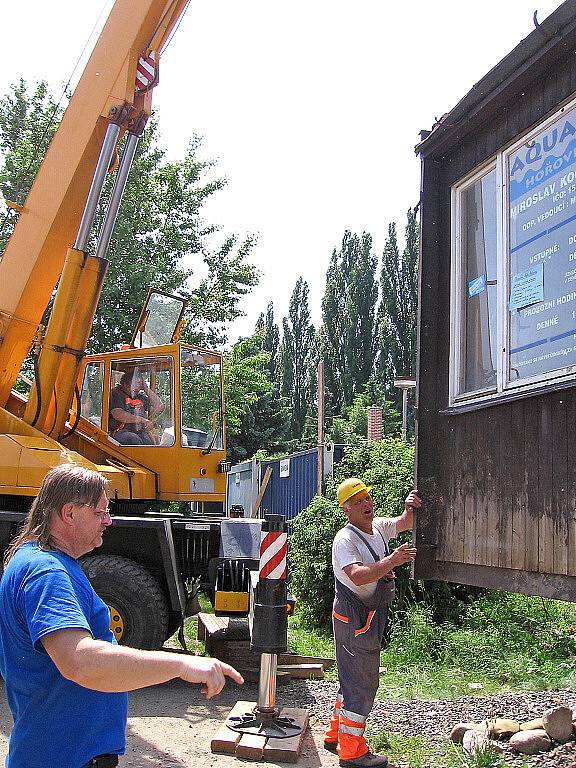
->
<box><xmin>379</xmin><ymin>206</ymin><xmax>419</xmax><ymax>389</ymax></box>
<box><xmin>255</xmin><ymin>302</ymin><xmax>280</xmax><ymax>381</ymax></box>
<box><xmin>320</xmin><ymin>231</ymin><xmax>378</xmax><ymax>413</ymax></box>
<box><xmin>280</xmin><ymin>278</ymin><xmax>315</xmax><ymax>443</ymax></box>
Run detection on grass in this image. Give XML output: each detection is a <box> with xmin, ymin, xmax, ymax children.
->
<box><xmin>368</xmin><ymin>732</ymin><xmax>508</xmax><ymax>768</ymax></box>
<box><xmin>369</xmin><ymin>732</ymin><xmax>440</xmax><ymax>768</ymax></box>
<box><xmin>287</xmin><ymin>591</ymin><xmax>576</xmax><ymax>700</ymax></box>
<box><xmin>376</xmin><ymin>591</ymin><xmax>576</xmax><ymax>700</ymax></box>
<box><xmin>171</xmin><ymin>588</ymin><xmax>576</xmax><ymax>701</ymax></box>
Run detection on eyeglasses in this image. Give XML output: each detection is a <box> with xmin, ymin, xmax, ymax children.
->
<box><xmin>79</xmin><ymin>503</ymin><xmax>111</xmax><ymax>519</ymax></box>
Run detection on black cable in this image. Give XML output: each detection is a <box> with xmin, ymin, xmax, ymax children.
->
<box><xmin>49</xmin><ymin>386</ymin><xmax>58</xmax><ymax>436</ymax></box>
<box><xmin>158</xmin><ymin>0</ymin><xmax>192</xmax><ymax>55</ymax></box>
<box><xmin>29</xmin><ymin>354</ymin><xmax>42</xmax><ymax>428</ymax></box>
<box><xmin>62</xmin><ymin>384</ymin><xmax>82</xmax><ymax>439</ymax></box>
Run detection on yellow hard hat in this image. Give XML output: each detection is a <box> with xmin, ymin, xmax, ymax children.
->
<box><xmin>337</xmin><ymin>477</ymin><xmax>372</xmax><ymax>507</ymax></box>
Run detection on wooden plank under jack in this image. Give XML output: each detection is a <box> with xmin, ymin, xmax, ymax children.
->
<box><xmin>263</xmin><ymin>707</ymin><xmax>309</xmax><ymax>764</ymax></box>
<box><xmin>236</xmin><ymin>732</ymin><xmax>267</xmax><ymax>761</ymax></box>
<box><xmin>210</xmin><ymin>700</ymin><xmax>247</xmax><ymax>754</ymax></box>
<box><xmin>211</xmin><ymin>701</ymin><xmax>309</xmax><ymax>763</ymax></box>
<box><xmin>277</xmin><ymin>663</ymin><xmax>323</xmax><ymax>679</ymax></box>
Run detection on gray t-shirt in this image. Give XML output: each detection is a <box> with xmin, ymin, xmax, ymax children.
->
<box><xmin>332</xmin><ymin>517</ymin><xmax>398</xmax><ymax>600</ymax></box>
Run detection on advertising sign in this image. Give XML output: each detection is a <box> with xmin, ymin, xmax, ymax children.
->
<box><xmin>508</xmin><ymin>103</ymin><xmax>576</xmax><ymax>381</ymax></box>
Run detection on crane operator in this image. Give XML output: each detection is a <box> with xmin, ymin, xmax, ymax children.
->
<box><xmin>108</xmin><ymin>370</ymin><xmax>163</xmax><ymax>445</ymax></box>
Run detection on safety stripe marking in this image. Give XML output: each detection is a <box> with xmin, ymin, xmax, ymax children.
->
<box><xmin>340</xmin><ymin>709</ymin><xmax>367</xmax><ymax>725</ymax></box>
<box><xmin>354</xmin><ymin>610</ymin><xmax>376</xmax><ymax>636</ymax></box>
<box><xmin>135</xmin><ymin>51</ymin><xmax>156</xmax><ymax>90</ymax></box>
<box><xmin>260</xmin><ymin>531</ymin><xmax>287</xmax><ymax>579</ymax></box>
<box><xmin>332</xmin><ymin>610</ymin><xmax>349</xmax><ymax>623</ymax></box>
<box><xmin>260</xmin><ymin>546</ymin><xmax>287</xmax><ymax>579</ymax></box>
<box><xmin>339</xmin><ymin>724</ymin><xmax>365</xmax><ymax>736</ymax></box>
<box><xmin>260</xmin><ymin>531</ymin><xmax>286</xmax><ymax>557</ymax></box>
<box><xmin>331</xmin><ymin>696</ymin><xmax>343</xmax><ymax>716</ymax></box>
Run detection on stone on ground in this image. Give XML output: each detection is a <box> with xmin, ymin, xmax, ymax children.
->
<box><xmin>485</xmin><ymin>717</ymin><xmax>520</xmax><ymax>739</ymax></box>
<box><xmin>542</xmin><ymin>706</ymin><xmax>573</xmax><ymax>743</ymax></box>
<box><xmin>509</xmin><ymin>729</ymin><xmax>552</xmax><ymax>754</ymax></box>
<box><xmin>520</xmin><ymin>717</ymin><xmax>544</xmax><ymax>731</ymax></box>
<box><xmin>449</xmin><ymin>723</ymin><xmax>484</xmax><ymax>743</ymax></box>
<box><xmin>462</xmin><ymin>728</ymin><xmax>489</xmax><ymax>754</ymax></box>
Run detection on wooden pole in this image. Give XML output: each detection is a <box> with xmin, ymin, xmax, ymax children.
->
<box><xmin>251</xmin><ymin>466</ymin><xmax>273</xmax><ymax>518</ymax></box>
<box><xmin>317</xmin><ymin>361</ymin><xmax>325</xmax><ymax>495</ymax></box>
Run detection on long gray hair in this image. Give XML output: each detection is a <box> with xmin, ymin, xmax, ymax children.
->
<box><xmin>4</xmin><ymin>464</ymin><xmax>108</xmax><ymax>566</ymax></box>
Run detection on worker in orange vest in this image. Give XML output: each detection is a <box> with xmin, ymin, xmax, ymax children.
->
<box><xmin>325</xmin><ymin>478</ymin><xmax>420</xmax><ymax>767</ymax></box>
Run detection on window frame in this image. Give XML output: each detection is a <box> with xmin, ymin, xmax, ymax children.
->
<box><xmin>80</xmin><ymin>360</ymin><xmax>105</xmax><ymax>426</ymax></box>
<box><xmin>450</xmin><ymin>94</ymin><xmax>576</xmax><ymax>407</ymax></box>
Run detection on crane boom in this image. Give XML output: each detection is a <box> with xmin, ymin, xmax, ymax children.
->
<box><xmin>0</xmin><ymin>0</ymin><xmax>190</xmax><ymax>407</ymax></box>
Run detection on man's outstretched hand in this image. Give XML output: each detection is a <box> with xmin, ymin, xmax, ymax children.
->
<box><xmin>179</xmin><ymin>656</ymin><xmax>244</xmax><ymax>699</ymax></box>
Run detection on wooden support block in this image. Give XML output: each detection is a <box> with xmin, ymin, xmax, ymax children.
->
<box><xmin>277</xmin><ymin>663</ymin><xmax>324</xmax><ymax>679</ymax></box>
<box><xmin>236</xmin><ymin>733</ymin><xmax>267</xmax><ymax>760</ymax></box>
<box><xmin>212</xmin><ymin>701</ymin><xmax>310</xmax><ymax>763</ymax></box>
<box><xmin>263</xmin><ymin>707</ymin><xmax>309</xmax><ymax>763</ymax></box>
<box><xmin>210</xmin><ymin>700</ymin><xmax>251</xmax><ymax>754</ymax></box>
<box><xmin>198</xmin><ymin>612</ymin><xmax>229</xmax><ymax>635</ymax></box>
<box><xmin>279</xmin><ymin>653</ymin><xmax>335</xmax><ymax>670</ymax></box>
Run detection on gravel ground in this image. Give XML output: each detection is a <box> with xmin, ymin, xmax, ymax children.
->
<box><xmin>0</xmin><ymin>677</ymin><xmax>573</xmax><ymax>766</ymax></box>
<box><xmin>278</xmin><ymin>680</ymin><xmax>576</xmax><ymax>767</ymax></box>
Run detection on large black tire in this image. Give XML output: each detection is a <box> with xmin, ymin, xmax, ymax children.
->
<box><xmin>81</xmin><ymin>555</ymin><xmax>169</xmax><ymax>650</ymax></box>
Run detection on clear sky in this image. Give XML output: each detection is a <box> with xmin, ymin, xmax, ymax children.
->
<box><xmin>0</xmin><ymin>0</ymin><xmax>566</xmax><ymax>343</ymax></box>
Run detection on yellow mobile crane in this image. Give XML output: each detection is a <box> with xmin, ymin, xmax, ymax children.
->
<box><xmin>0</xmin><ymin>0</ymin><xmax>251</xmax><ymax>649</ymax></box>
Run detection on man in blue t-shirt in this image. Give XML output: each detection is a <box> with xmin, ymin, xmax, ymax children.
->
<box><xmin>0</xmin><ymin>464</ymin><xmax>243</xmax><ymax>768</ymax></box>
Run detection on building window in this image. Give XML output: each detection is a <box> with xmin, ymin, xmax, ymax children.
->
<box><xmin>451</xmin><ymin>95</ymin><xmax>576</xmax><ymax>405</ymax></box>
<box><xmin>455</xmin><ymin>166</ymin><xmax>498</xmax><ymax>396</ymax></box>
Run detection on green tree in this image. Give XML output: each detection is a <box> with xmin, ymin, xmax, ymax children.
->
<box><xmin>379</xmin><ymin>206</ymin><xmax>419</xmax><ymax>391</ymax></box>
<box><xmin>0</xmin><ymin>81</ymin><xmax>259</xmax><ymax>355</ymax></box>
<box><xmin>280</xmin><ymin>278</ymin><xmax>315</xmax><ymax>444</ymax></box>
<box><xmin>89</xmin><ymin>127</ymin><xmax>258</xmax><ymax>352</ymax></box>
<box><xmin>255</xmin><ymin>302</ymin><xmax>280</xmax><ymax>381</ymax></box>
<box><xmin>223</xmin><ymin>334</ymin><xmax>281</xmax><ymax>464</ymax></box>
<box><xmin>329</xmin><ymin>386</ymin><xmax>401</xmax><ymax>445</ymax></box>
<box><xmin>0</xmin><ymin>80</ymin><xmax>63</xmax><ymax>250</ymax></box>
<box><xmin>320</xmin><ymin>231</ymin><xmax>378</xmax><ymax>415</ymax></box>
<box><xmin>224</xmin><ymin>325</ymin><xmax>290</xmax><ymax>464</ymax></box>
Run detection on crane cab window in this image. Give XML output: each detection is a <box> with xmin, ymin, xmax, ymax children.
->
<box><xmin>109</xmin><ymin>359</ymin><xmax>174</xmax><ymax>446</ymax></box>
<box><xmin>80</xmin><ymin>362</ymin><xmax>104</xmax><ymax>428</ymax></box>
<box><xmin>180</xmin><ymin>348</ymin><xmax>223</xmax><ymax>450</ymax></box>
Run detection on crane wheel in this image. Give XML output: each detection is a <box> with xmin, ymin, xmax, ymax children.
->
<box><xmin>81</xmin><ymin>554</ymin><xmax>169</xmax><ymax>650</ymax></box>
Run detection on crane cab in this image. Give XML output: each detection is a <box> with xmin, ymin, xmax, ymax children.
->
<box><xmin>68</xmin><ymin>290</ymin><xmax>228</xmax><ymax>505</ymax></box>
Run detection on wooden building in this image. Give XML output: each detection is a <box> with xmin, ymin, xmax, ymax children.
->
<box><xmin>414</xmin><ymin>1</ymin><xmax>576</xmax><ymax>599</ymax></box>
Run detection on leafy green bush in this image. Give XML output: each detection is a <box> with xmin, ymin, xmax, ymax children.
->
<box><xmin>290</xmin><ymin>437</ymin><xmax>415</xmax><ymax>629</ymax></box>
<box><xmin>289</xmin><ymin>495</ymin><xmax>345</xmax><ymax>628</ymax></box>
<box><xmin>330</xmin><ymin>438</ymin><xmax>415</xmax><ymax>513</ymax></box>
